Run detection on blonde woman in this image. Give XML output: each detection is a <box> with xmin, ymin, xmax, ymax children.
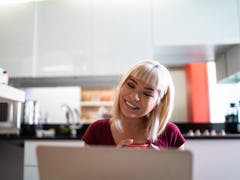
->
<box><xmin>82</xmin><ymin>60</ymin><xmax>185</xmax><ymax>150</ymax></box>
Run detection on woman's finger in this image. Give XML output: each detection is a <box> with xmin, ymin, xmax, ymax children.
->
<box><xmin>116</xmin><ymin>139</ymin><xmax>134</xmax><ymax>148</ymax></box>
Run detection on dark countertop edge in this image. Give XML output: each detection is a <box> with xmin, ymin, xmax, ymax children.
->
<box><xmin>0</xmin><ymin>135</ymin><xmax>83</xmax><ymax>141</ymax></box>
<box><xmin>184</xmin><ymin>135</ymin><xmax>240</xmax><ymax>139</ymax></box>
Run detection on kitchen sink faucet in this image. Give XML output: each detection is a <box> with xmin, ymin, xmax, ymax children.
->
<box><xmin>60</xmin><ymin>104</ymin><xmax>81</xmax><ymax>137</ymax></box>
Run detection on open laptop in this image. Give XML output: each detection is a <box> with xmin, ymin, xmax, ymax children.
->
<box><xmin>36</xmin><ymin>146</ymin><xmax>192</xmax><ymax>180</ymax></box>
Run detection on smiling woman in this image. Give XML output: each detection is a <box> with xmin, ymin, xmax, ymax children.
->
<box><xmin>82</xmin><ymin>59</ymin><xmax>186</xmax><ymax>150</ymax></box>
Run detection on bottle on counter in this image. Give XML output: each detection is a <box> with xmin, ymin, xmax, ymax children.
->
<box><xmin>225</xmin><ymin>102</ymin><xmax>238</xmax><ymax>123</ymax></box>
<box><xmin>35</xmin><ymin>116</ymin><xmax>43</xmax><ymax>138</ymax></box>
<box><xmin>237</xmin><ymin>100</ymin><xmax>240</xmax><ymax>123</ymax></box>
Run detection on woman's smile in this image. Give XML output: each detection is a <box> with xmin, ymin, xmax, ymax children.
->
<box><xmin>124</xmin><ymin>99</ymin><xmax>140</xmax><ymax>110</ymax></box>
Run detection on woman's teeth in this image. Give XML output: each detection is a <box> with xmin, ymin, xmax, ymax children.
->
<box><xmin>125</xmin><ymin>101</ymin><xmax>138</xmax><ymax>109</ymax></box>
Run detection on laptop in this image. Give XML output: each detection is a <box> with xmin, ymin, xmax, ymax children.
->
<box><xmin>36</xmin><ymin>146</ymin><xmax>192</xmax><ymax>180</ymax></box>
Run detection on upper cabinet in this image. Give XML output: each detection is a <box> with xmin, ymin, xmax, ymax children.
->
<box><xmin>216</xmin><ymin>45</ymin><xmax>240</xmax><ymax>83</ymax></box>
<box><xmin>36</xmin><ymin>0</ymin><xmax>153</xmax><ymax>76</ymax></box>
<box><xmin>0</xmin><ymin>0</ymin><xmax>240</xmax><ymax>77</ymax></box>
<box><xmin>92</xmin><ymin>0</ymin><xmax>153</xmax><ymax>75</ymax></box>
<box><xmin>0</xmin><ymin>3</ymin><xmax>35</xmax><ymax>77</ymax></box>
<box><xmin>35</xmin><ymin>0</ymin><xmax>91</xmax><ymax>76</ymax></box>
<box><xmin>152</xmin><ymin>0</ymin><xmax>239</xmax><ymax>46</ymax></box>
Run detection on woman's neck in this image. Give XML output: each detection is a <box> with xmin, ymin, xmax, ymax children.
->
<box><xmin>119</xmin><ymin>114</ymin><xmax>146</xmax><ymax>130</ymax></box>
<box><xmin>111</xmin><ymin>116</ymin><xmax>148</xmax><ymax>144</ymax></box>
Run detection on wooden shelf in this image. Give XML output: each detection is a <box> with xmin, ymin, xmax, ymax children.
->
<box><xmin>80</xmin><ymin>87</ymin><xmax>115</xmax><ymax>122</ymax></box>
<box><xmin>0</xmin><ymin>84</ymin><xmax>25</xmax><ymax>103</ymax></box>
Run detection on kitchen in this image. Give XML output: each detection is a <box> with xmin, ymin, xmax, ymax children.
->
<box><xmin>1</xmin><ymin>0</ymin><xmax>240</xmax><ymax>180</ymax></box>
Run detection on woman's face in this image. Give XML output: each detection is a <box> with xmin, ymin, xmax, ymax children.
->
<box><xmin>119</xmin><ymin>76</ymin><xmax>160</xmax><ymax>119</ymax></box>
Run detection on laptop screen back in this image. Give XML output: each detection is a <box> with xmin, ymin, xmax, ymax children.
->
<box><xmin>37</xmin><ymin>146</ymin><xmax>192</xmax><ymax>180</ymax></box>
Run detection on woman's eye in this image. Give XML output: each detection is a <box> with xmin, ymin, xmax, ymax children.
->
<box><xmin>127</xmin><ymin>82</ymin><xmax>135</xmax><ymax>88</ymax></box>
<box><xmin>143</xmin><ymin>92</ymin><xmax>154</xmax><ymax>97</ymax></box>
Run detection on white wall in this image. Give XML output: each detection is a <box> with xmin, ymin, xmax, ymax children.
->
<box><xmin>25</xmin><ymin>87</ymin><xmax>80</xmax><ymax>124</ymax></box>
<box><xmin>208</xmin><ymin>62</ymin><xmax>240</xmax><ymax>123</ymax></box>
<box><xmin>170</xmin><ymin>68</ymin><xmax>188</xmax><ymax>122</ymax></box>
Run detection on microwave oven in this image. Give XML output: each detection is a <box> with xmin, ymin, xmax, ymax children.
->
<box><xmin>0</xmin><ymin>102</ymin><xmax>22</xmax><ymax>134</ymax></box>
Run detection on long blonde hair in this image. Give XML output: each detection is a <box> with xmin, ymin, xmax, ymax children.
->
<box><xmin>111</xmin><ymin>59</ymin><xmax>175</xmax><ymax>141</ymax></box>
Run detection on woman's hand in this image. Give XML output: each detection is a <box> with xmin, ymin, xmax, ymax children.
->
<box><xmin>149</xmin><ymin>143</ymin><xmax>185</xmax><ymax>151</ymax></box>
<box><xmin>117</xmin><ymin>139</ymin><xmax>150</xmax><ymax>149</ymax></box>
<box><xmin>116</xmin><ymin>139</ymin><xmax>134</xmax><ymax>148</ymax></box>
<box><xmin>149</xmin><ymin>143</ymin><xmax>161</xmax><ymax>150</ymax></box>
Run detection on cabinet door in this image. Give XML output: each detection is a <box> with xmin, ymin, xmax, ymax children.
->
<box><xmin>35</xmin><ymin>0</ymin><xmax>91</xmax><ymax>76</ymax></box>
<box><xmin>0</xmin><ymin>3</ymin><xmax>34</xmax><ymax>77</ymax></box>
<box><xmin>152</xmin><ymin>0</ymin><xmax>239</xmax><ymax>46</ymax></box>
<box><xmin>92</xmin><ymin>0</ymin><xmax>153</xmax><ymax>75</ymax></box>
<box><xmin>215</xmin><ymin>54</ymin><xmax>227</xmax><ymax>82</ymax></box>
<box><xmin>226</xmin><ymin>45</ymin><xmax>240</xmax><ymax>77</ymax></box>
<box><xmin>216</xmin><ymin>45</ymin><xmax>240</xmax><ymax>83</ymax></box>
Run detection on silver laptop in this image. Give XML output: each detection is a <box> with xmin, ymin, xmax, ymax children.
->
<box><xmin>36</xmin><ymin>146</ymin><xmax>192</xmax><ymax>180</ymax></box>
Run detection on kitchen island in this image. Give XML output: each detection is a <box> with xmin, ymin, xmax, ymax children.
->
<box><xmin>1</xmin><ymin>122</ymin><xmax>240</xmax><ymax>180</ymax></box>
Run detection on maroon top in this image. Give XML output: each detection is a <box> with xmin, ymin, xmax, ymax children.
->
<box><xmin>82</xmin><ymin>119</ymin><xmax>185</xmax><ymax>149</ymax></box>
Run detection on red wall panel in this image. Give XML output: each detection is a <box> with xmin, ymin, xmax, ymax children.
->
<box><xmin>184</xmin><ymin>62</ymin><xmax>210</xmax><ymax>123</ymax></box>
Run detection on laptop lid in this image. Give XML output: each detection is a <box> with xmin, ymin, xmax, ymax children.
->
<box><xmin>37</xmin><ymin>146</ymin><xmax>192</xmax><ymax>180</ymax></box>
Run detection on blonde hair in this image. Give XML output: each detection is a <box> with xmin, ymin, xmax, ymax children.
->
<box><xmin>111</xmin><ymin>59</ymin><xmax>175</xmax><ymax>142</ymax></box>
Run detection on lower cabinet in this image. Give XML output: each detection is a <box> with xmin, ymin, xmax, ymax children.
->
<box><xmin>23</xmin><ymin>138</ymin><xmax>240</xmax><ymax>180</ymax></box>
<box><xmin>0</xmin><ymin>140</ymin><xmax>24</xmax><ymax>180</ymax></box>
<box><xmin>185</xmin><ymin>139</ymin><xmax>240</xmax><ymax>180</ymax></box>
<box><xmin>23</xmin><ymin>140</ymin><xmax>84</xmax><ymax>180</ymax></box>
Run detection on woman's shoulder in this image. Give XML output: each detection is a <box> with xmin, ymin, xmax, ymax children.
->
<box><xmin>82</xmin><ymin>118</ymin><xmax>112</xmax><ymax>144</ymax></box>
<box><xmin>164</xmin><ymin>121</ymin><xmax>182</xmax><ymax>135</ymax></box>
<box><xmin>83</xmin><ymin>119</ymin><xmax>111</xmax><ymax>137</ymax></box>
<box><xmin>165</xmin><ymin>121</ymin><xmax>179</xmax><ymax>129</ymax></box>
<box><xmin>160</xmin><ymin>121</ymin><xmax>186</xmax><ymax>148</ymax></box>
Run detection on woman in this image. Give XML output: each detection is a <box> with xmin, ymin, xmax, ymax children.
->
<box><xmin>82</xmin><ymin>59</ymin><xmax>185</xmax><ymax>150</ymax></box>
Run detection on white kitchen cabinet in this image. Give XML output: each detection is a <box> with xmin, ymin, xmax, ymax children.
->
<box><xmin>34</xmin><ymin>0</ymin><xmax>92</xmax><ymax>77</ymax></box>
<box><xmin>1</xmin><ymin>0</ymin><xmax>240</xmax><ymax>77</ymax></box>
<box><xmin>185</xmin><ymin>139</ymin><xmax>240</xmax><ymax>180</ymax></box>
<box><xmin>152</xmin><ymin>0</ymin><xmax>239</xmax><ymax>46</ymax></box>
<box><xmin>24</xmin><ymin>140</ymin><xmax>84</xmax><ymax>180</ymax></box>
<box><xmin>0</xmin><ymin>3</ymin><xmax>35</xmax><ymax>77</ymax></box>
<box><xmin>92</xmin><ymin>0</ymin><xmax>153</xmax><ymax>75</ymax></box>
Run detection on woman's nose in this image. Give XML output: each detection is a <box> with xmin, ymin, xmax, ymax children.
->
<box><xmin>132</xmin><ymin>92</ymin><xmax>140</xmax><ymax>101</ymax></box>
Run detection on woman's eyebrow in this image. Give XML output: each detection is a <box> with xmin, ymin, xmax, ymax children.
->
<box><xmin>128</xmin><ymin>78</ymin><xmax>137</xmax><ymax>84</ymax></box>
